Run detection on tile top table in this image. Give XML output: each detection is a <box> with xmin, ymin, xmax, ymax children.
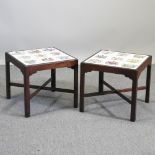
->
<box><xmin>84</xmin><ymin>50</ymin><xmax>149</xmax><ymax>70</ymax></box>
<box><xmin>80</xmin><ymin>50</ymin><xmax>152</xmax><ymax>122</ymax></box>
<box><xmin>5</xmin><ymin>47</ymin><xmax>78</xmax><ymax>117</ymax></box>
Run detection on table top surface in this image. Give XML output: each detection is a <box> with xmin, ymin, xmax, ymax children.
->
<box><xmin>8</xmin><ymin>47</ymin><xmax>76</xmax><ymax>66</ymax></box>
<box><xmin>84</xmin><ymin>50</ymin><xmax>149</xmax><ymax>69</ymax></box>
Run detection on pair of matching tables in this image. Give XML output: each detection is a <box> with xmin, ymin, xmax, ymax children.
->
<box><xmin>5</xmin><ymin>47</ymin><xmax>152</xmax><ymax>122</ymax></box>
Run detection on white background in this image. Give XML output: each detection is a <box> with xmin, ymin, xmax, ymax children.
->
<box><xmin>0</xmin><ymin>0</ymin><xmax>155</xmax><ymax>64</ymax></box>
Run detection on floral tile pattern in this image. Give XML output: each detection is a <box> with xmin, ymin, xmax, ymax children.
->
<box><xmin>9</xmin><ymin>47</ymin><xmax>75</xmax><ymax>65</ymax></box>
<box><xmin>85</xmin><ymin>50</ymin><xmax>148</xmax><ymax>69</ymax></box>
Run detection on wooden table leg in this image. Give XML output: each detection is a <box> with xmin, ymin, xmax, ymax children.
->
<box><xmin>99</xmin><ymin>71</ymin><xmax>104</xmax><ymax>93</ymax></box>
<box><xmin>74</xmin><ymin>65</ymin><xmax>78</xmax><ymax>108</ymax></box>
<box><xmin>145</xmin><ymin>65</ymin><xmax>151</xmax><ymax>103</ymax></box>
<box><xmin>51</xmin><ymin>69</ymin><xmax>56</xmax><ymax>91</ymax></box>
<box><xmin>80</xmin><ymin>67</ymin><xmax>85</xmax><ymax>112</ymax></box>
<box><xmin>24</xmin><ymin>72</ymin><xmax>30</xmax><ymax>117</ymax></box>
<box><xmin>6</xmin><ymin>60</ymin><xmax>11</xmax><ymax>99</ymax></box>
<box><xmin>130</xmin><ymin>78</ymin><xmax>138</xmax><ymax>122</ymax></box>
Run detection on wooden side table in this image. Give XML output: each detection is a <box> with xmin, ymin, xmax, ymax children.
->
<box><xmin>80</xmin><ymin>50</ymin><xmax>152</xmax><ymax>122</ymax></box>
<box><xmin>5</xmin><ymin>47</ymin><xmax>78</xmax><ymax>117</ymax></box>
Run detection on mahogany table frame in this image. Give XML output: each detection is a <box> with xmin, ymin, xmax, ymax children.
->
<box><xmin>5</xmin><ymin>52</ymin><xmax>78</xmax><ymax>117</ymax></box>
<box><xmin>80</xmin><ymin>52</ymin><xmax>152</xmax><ymax>122</ymax></box>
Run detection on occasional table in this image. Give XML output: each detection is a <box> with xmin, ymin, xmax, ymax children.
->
<box><xmin>5</xmin><ymin>47</ymin><xmax>78</xmax><ymax>117</ymax></box>
<box><xmin>80</xmin><ymin>50</ymin><xmax>152</xmax><ymax>122</ymax></box>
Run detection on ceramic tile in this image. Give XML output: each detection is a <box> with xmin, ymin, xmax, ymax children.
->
<box><xmin>9</xmin><ymin>48</ymin><xmax>75</xmax><ymax>65</ymax></box>
<box><xmin>85</xmin><ymin>50</ymin><xmax>148</xmax><ymax>69</ymax></box>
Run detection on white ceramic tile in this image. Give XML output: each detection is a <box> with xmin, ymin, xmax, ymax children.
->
<box><xmin>9</xmin><ymin>48</ymin><xmax>75</xmax><ymax>65</ymax></box>
<box><xmin>85</xmin><ymin>50</ymin><xmax>149</xmax><ymax>69</ymax></box>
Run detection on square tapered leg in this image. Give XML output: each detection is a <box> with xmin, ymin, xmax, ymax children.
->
<box><xmin>24</xmin><ymin>72</ymin><xmax>30</xmax><ymax>117</ymax></box>
<box><xmin>80</xmin><ymin>66</ymin><xmax>85</xmax><ymax>112</ymax></box>
<box><xmin>145</xmin><ymin>65</ymin><xmax>151</xmax><ymax>103</ymax></box>
<box><xmin>51</xmin><ymin>69</ymin><xmax>56</xmax><ymax>92</ymax></box>
<box><xmin>130</xmin><ymin>79</ymin><xmax>138</xmax><ymax>122</ymax></box>
<box><xmin>6</xmin><ymin>60</ymin><xmax>11</xmax><ymax>99</ymax></box>
<box><xmin>74</xmin><ymin>65</ymin><xmax>78</xmax><ymax>108</ymax></box>
<box><xmin>99</xmin><ymin>71</ymin><xmax>104</xmax><ymax>93</ymax></box>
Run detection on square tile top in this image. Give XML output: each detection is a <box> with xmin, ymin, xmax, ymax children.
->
<box><xmin>8</xmin><ymin>47</ymin><xmax>76</xmax><ymax>66</ymax></box>
<box><xmin>84</xmin><ymin>50</ymin><xmax>149</xmax><ymax>69</ymax></box>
